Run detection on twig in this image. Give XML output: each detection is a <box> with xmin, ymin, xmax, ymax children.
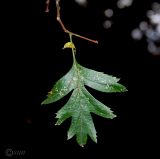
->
<box><xmin>45</xmin><ymin>0</ymin><xmax>50</xmax><ymax>13</ymax></box>
<box><xmin>56</xmin><ymin>0</ymin><xmax>98</xmax><ymax>44</ymax></box>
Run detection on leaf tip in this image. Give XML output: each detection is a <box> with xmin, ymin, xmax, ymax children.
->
<box><xmin>80</xmin><ymin>144</ymin><xmax>84</xmax><ymax>148</ymax></box>
<box><xmin>67</xmin><ymin>133</ymin><xmax>73</xmax><ymax>140</ymax></box>
<box><xmin>120</xmin><ymin>85</ymin><xmax>128</xmax><ymax>92</ymax></box>
<box><xmin>93</xmin><ymin>137</ymin><xmax>97</xmax><ymax>144</ymax></box>
<box><xmin>41</xmin><ymin>100</ymin><xmax>46</xmax><ymax>105</ymax></box>
<box><xmin>67</xmin><ymin>135</ymin><xmax>72</xmax><ymax>140</ymax></box>
<box><xmin>55</xmin><ymin>113</ymin><xmax>58</xmax><ymax>118</ymax></box>
<box><xmin>67</xmin><ymin>130</ymin><xmax>75</xmax><ymax>141</ymax></box>
<box><xmin>112</xmin><ymin>114</ymin><xmax>117</xmax><ymax>119</ymax></box>
<box><xmin>41</xmin><ymin>99</ymin><xmax>50</xmax><ymax>105</ymax></box>
<box><xmin>55</xmin><ymin>118</ymin><xmax>62</xmax><ymax>125</ymax></box>
<box><xmin>124</xmin><ymin>87</ymin><xmax>128</xmax><ymax>92</ymax></box>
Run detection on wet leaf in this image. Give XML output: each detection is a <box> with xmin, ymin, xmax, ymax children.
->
<box><xmin>42</xmin><ymin>61</ymin><xmax>127</xmax><ymax>146</ymax></box>
<box><xmin>41</xmin><ymin>65</ymin><xmax>77</xmax><ymax>104</ymax></box>
<box><xmin>77</xmin><ymin>64</ymin><xmax>127</xmax><ymax>92</ymax></box>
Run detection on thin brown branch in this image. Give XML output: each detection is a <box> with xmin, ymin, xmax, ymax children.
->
<box><xmin>56</xmin><ymin>0</ymin><xmax>98</xmax><ymax>44</ymax></box>
<box><xmin>45</xmin><ymin>0</ymin><xmax>50</xmax><ymax>13</ymax></box>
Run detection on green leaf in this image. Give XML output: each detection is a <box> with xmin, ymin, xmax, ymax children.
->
<box><xmin>41</xmin><ymin>65</ymin><xmax>77</xmax><ymax>104</ymax></box>
<box><xmin>55</xmin><ymin>87</ymin><xmax>97</xmax><ymax>146</ymax></box>
<box><xmin>81</xmin><ymin>87</ymin><xmax>116</xmax><ymax>119</ymax></box>
<box><xmin>77</xmin><ymin>64</ymin><xmax>127</xmax><ymax>93</ymax></box>
<box><xmin>42</xmin><ymin>61</ymin><xmax>127</xmax><ymax>146</ymax></box>
<box><xmin>84</xmin><ymin>79</ymin><xmax>127</xmax><ymax>92</ymax></box>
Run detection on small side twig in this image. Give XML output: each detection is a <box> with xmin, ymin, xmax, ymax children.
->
<box><xmin>45</xmin><ymin>0</ymin><xmax>50</xmax><ymax>13</ymax></box>
<box><xmin>56</xmin><ymin>0</ymin><xmax>98</xmax><ymax>44</ymax></box>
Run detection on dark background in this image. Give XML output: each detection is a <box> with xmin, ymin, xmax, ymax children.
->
<box><xmin>1</xmin><ymin>0</ymin><xmax>159</xmax><ymax>158</ymax></box>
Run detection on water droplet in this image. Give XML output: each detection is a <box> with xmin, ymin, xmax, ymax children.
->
<box><xmin>104</xmin><ymin>9</ymin><xmax>113</xmax><ymax>18</ymax></box>
<box><xmin>151</xmin><ymin>2</ymin><xmax>160</xmax><ymax>12</ymax></box>
<box><xmin>101</xmin><ymin>80</ymin><xmax>106</xmax><ymax>83</ymax></box>
<box><xmin>61</xmin><ymin>87</ymin><xmax>68</xmax><ymax>92</ymax></box>
<box><xmin>147</xmin><ymin>10</ymin><xmax>154</xmax><ymax>18</ymax></box>
<box><xmin>139</xmin><ymin>21</ymin><xmax>148</xmax><ymax>31</ymax></box>
<box><xmin>103</xmin><ymin>20</ymin><xmax>112</xmax><ymax>29</ymax></box>
<box><xmin>59</xmin><ymin>91</ymin><xmax>64</xmax><ymax>96</ymax></box>
<box><xmin>95</xmin><ymin>74</ymin><xmax>100</xmax><ymax>80</ymax></box>
<box><xmin>117</xmin><ymin>0</ymin><xmax>133</xmax><ymax>9</ymax></box>
<box><xmin>55</xmin><ymin>88</ymin><xmax>59</xmax><ymax>92</ymax></box>
<box><xmin>148</xmin><ymin>41</ymin><xmax>160</xmax><ymax>55</ymax></box>
<box><xmin>131</xmin><ymin>28</ymin><xmax>143</xmax><ymax>40</ymax></box>
<box><xmin>146</xmin><ymin>29</ymin><xmax>160</xmax><ymax>41</ymax></box>
<box><xmin>106</xmin><ymin>84</ymin><xmax>109</xmax><ymax>89</ymax></box>
<box><xmin>73</xmin><ymin>77</ymin><xmax>78</xmax><ymax>81</ymax></box>
<box><xmin>149</xmin><ymin>13</ymin><xmax>160</xmax><ymax>25</ymax></box>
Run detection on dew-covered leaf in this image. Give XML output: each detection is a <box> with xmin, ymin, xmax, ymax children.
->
<box><xmin>77</xmin><ymin>64</ymin><xmax>120</xmax><ymax>84</ymax></box>
<box><xmin>42</xmin><ymin>60</ymin><xmax>127</xmax><ymax>146</ymax></box>
<box><xmin>81</xmin><ymin>87</ymin><xmax>116</xmax><ymax>119</ymax></box>
<box><xmin>56</xmin><ymin>87</ymin><xmax>97</xmax><ymax>146</ymax></box>
<box><xmin>84</xmin><ymin>79</ymin><xmax>127</xmax><ymax>93</ymax></box>
<box><xmin>41</xmin><ymin>65</ymin><xmax>77</xmax><ymax>104</ymax></box>
<box><xmin>77</xmin><ymin>64</ymin><xmax>127</xmax><ymax>93</ymax></box>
